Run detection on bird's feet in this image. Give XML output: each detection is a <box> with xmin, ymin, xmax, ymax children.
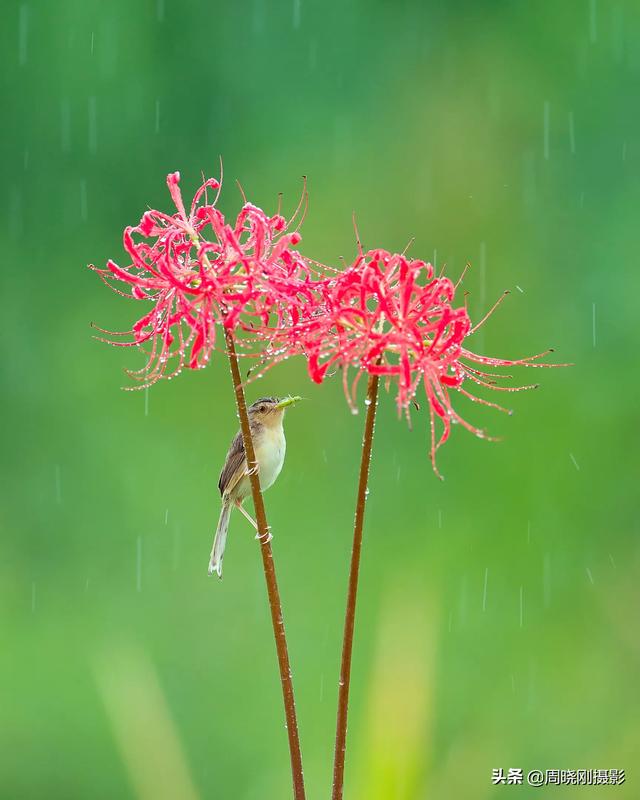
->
<box><xmin>255</xmin><ymin>527</ymin><xmax>273</xmax><ymax>544</ymax></box>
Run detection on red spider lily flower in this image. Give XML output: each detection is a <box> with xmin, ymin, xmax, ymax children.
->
<box><xmin>270</xmin><ymin>248</ymin><xmax>565</xmax><ymax>476</ymax></box>
<box><xmin>90</xmin><ymin>171</ymin><xmax>314</xmax><ymax>388</ymax></box>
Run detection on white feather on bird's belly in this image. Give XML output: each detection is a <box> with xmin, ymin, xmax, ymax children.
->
<box><xmin>254</xmin><ymin>424</ymin><xmax>286</xmax><ymax>492</ymax></box>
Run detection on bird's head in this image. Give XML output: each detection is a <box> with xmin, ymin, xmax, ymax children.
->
<box><xmin>247</xmin><ymin>396</ymin><xmax>302</xmax><ymax>427</ymax></box>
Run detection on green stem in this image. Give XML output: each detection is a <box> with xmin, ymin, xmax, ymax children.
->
<box><xmin>224</xmin><ymin>330</ymin><xmax>306</xmax><ymax>800</ymax></box>
<box><xmin>331</xmin><ymin>372</ymin><xmax>380</xmax><ymax>800</ymax></box>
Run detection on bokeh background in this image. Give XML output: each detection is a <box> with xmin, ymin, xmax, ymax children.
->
<box><xmin>2</xmin><ymin>1</ymin><xmax>639</xmax><ymax>798</ymax></box>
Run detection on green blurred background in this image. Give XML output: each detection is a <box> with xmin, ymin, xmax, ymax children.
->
<box><xmin>2</xmin><ymin>1</ymin><xmax>639</xmax><ymax>798</ymax></box>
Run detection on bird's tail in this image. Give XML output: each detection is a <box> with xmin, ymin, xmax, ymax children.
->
<box><xmin>209</xmin><ymin>501</ymin><xmax>232</xmax><ymax>578</ymax></box>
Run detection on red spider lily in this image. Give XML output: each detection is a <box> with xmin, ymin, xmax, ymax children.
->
<box><xmin>269</xmin><ymin>248</ymin><xmax>564</xmax><ymax>476</ymax></box>
<box><xmin>90</xmin><ymin>171</ymin><xmax>314</xmax><ymax>389</ymax></box>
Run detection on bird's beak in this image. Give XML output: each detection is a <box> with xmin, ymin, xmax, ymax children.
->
<box><xmin>276</xmin><ymin>395</ymin><xmax>302</xmax><ymax>409</ymax></box>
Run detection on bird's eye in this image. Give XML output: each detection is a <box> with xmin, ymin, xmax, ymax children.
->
<box><xmin>260</xmin><ymin>405</ymin><xmax>267</xmax><ymax>413</ymax></box>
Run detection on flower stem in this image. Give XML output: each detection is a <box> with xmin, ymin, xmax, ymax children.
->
<box><xmin>224</xmin><ymin>330</ymin><xmax>306</xmax><ymax>800</ymax></box>
<box><xmin>331</xmin><ymin>372</ymin><xmax>380</xmax><ymax>800</ymax></box>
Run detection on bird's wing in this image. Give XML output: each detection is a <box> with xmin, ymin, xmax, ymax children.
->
<box><xmin>218</xmin><ymin>430</ymin><xmax>247</xmax><ymax>498</ymax></box>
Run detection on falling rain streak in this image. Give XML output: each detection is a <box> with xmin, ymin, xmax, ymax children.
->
<box><xmin>543</xmin><ymin>101</ymin><xmax>550</xmax><ymax>160</ymax></box>
<box><xmin>612</xmin><ymin>6</ymin><xmax>624</xmax><ymax>62</ymax></box>
<box><xmin>543</xmin><ymin>554</ymin><xmax>551</xmax><ymax>608</ymax></box>
<box><xmin>136</xmin><ymin>536</ymin><xmax>142</xmax><ymax>592</ymax></box>
<box><xmin>60</xmin><ymin>99</ymin><xmax>71</xmax><ymax>153</ymax></box>
<box><xmin>586</xmin><ymin>567</ymin><xmax>594</xmax><ymax>585</ymax></box>
<box><xmin>10</xmin><ymin>186</ymin><xmax>23</xmax><ymax>236</ymax></box>
<box><xmin>157</xmin><ymin>0</ymin><xmax>165</xmax><ymax>22</ymax></box>
<box><xmin>293</xmin><ymin>0</ymin><xmax>301</xmax><ymax>29</ymax></box>
<box><xmin>589</xmin><ymin>0</ymin><xmax>597</xmax><ymax>43</ymax></box>
<box><xmin>569</xmin><ymin>453</ymin><xmax>580</xmax><ymax>471</ymax></box>
<box><xmin>523</xmin><ymin>150</ymin><xmax>536</xmax><ymax>207</ymax></box>
<box><xmin>519</xmin><ymin>585</ymin><xmax>524</xmax><ymax>628</ymax></box>
<box><xmin>592</xmin><ymin>302</ymin><xmax>596</xmax><ymax>347</ymax></box>
<box><xmin>479</xmin><ymin>242</ymin><xmax>487</xmax><ymax>310</ymax></box>
<box><xmin>458</xmin><ymin>575</ymin><xmax>468</xmax><ymax>627</ymax></box>
<box><xmin>80</xmin><ymin>179</ymin><xmax>88</xmax><ymax>222</ymax></box>
<box><xmin>253</xmin><ymin>0</ymin><xmax>265</xmax><ymax>34</ymax></box>
<box><xmin>482</xmin><ymin>567</ymin><xmax>488</xmax><ymax>612</ymax></box>
<box><xmin>19</xmin><ymin>4</ymin><xmax>28</xmax><ymax>66</ymax></box>
<box><xmin>569</xmin><ymin>111</ymin><xmax>576</xmax><ymax>154</ymax></box>
<box><xmin>55</xmin><ymin>465</ymin><xmax>62</xmax><ymax>504</ymax></box>
<box><xmin>172</xmin><ymin>528</ymin><xmax>181</xmax><ymax>570</ymax></box>
<box><xmin>88</xmin><ymin>96</ymin><xmax>97</xmax><ymax>155</ymax></box>
<box><xmin>476</xmin><ymin>243</ymin><xmax>487</xmax><ymax>351</ymax></box>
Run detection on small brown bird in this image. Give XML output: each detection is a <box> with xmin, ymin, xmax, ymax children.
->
<box><xmin>209</xmin><ymin>396</ymin><xmax>302</xmax><ymax>578</ymax></box>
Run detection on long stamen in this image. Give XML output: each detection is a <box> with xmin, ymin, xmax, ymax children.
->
<box><xmin>470</xmin><ymin>290</ymin><xmax>510</xmax><ymax>333</ymax></box>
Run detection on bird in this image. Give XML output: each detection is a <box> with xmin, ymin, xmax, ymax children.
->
<box><xmin>209</xmin><ymin>395</ymin><xmax>302</xmax><ymax>578</ymax></box>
